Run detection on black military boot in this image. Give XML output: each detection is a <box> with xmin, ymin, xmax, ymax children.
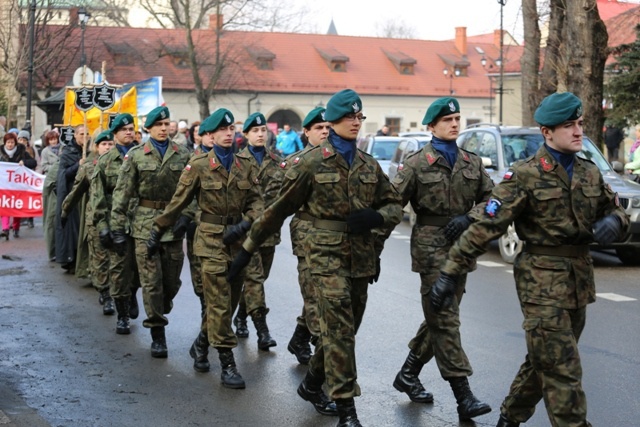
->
<box><xmin>297</xmin><ymin>370</ymin><xmax>338</xmax><ymax>416</ymax></box>
<box><xmin>252</xmin><ymin>308</ymin><xmax>277</xmax><ymax>351</ymax></box>
<box><xmin>150</xmin><ymin>326</ymin><xmax>168</xmax><ymax>358</ymax></box>
<box><xmin>218</xmin><ymin>349</ymin><xmax>245</xmax><ymax>389</ymax></box>
<box><xmin>496</xmin><ymin>413</ymin><xmax>520</xmax><ymax>427</ymax></box>
<box><xmin>288</xmin><ymin>324</ymin><xmax>312</xmax><ymax>364</ymax></box>
<box><xmin>233</xmin><ymin>305</ymin><xmax>249</xmax><ymax>338</ymax></box>
<box><xmin>129</xmin><ymin>289</ymin><xmax>139</xmax><ymax>320</ymax></box>
<box><xmin>114</xmin><ymin>299</ymin><xmax>131</xmax><ymax>335</ymax></box>
<box><xmin>101</xmin><ymin>290</ymin><xmax>115</xmax><ymax>315</ymax></box>
<box><xmin>189</xmin><ymin>331</ymin><xmax>210</xmax><ymax>373</ymax></box>
<box><xmin>392</xmin><ymin>351</ymin><xmax>434</xmax><ymax>403</ymax></box>
<box><xmin>449</xmin><ymin>377</ymin><xmax>492</xmax><ymax>420</ymax></box>
<box><xmin>335</xmin><ymin>398</ymin><xmax>362</xmax><ymax>427</ymax></box>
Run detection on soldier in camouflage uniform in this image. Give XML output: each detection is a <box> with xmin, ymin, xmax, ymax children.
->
<box><xmin>431</xmin><ymin>92</ymin><xmax>629</xmax><ymax>427</ymax></box>
<box><xmin>285</xmin><ymin>106</ymin><xmax>331</xmax><ymax>365</ymax></box>
<box><xmin>228</xmin><ymin>89</ymin><xmax>402</xmax><ymax>427</ymax></box>
<box><xmin>92</xmin><ymin>114</ymin><xmax>142</xmax><ymax>335</ymax></box>
<box><xmin>110</xmin><ymin>107</ymin><xmax>191</xmax><ymax>357</ymax></box>
<box><xmin>390</xmin><ymin>97</ymin><xmax>493</xmax><ymax>420</ymax></box>
<box><xmin>61</xmin><ymin>130</ymin><xmax>115</xmax><ymax>315</ymax></box>
<box><xmin>152</xmin><ymin>108</ymin><xmax>263</xmax><ymax>389</ymax></box>
<box><xmin>229</xmin><ymin>112</ymin><xmax>283</xmax><ymax>350</ymax></box>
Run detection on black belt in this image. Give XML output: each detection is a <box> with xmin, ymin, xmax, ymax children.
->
<box><xmin>295</xmin><ymin>212</ymin><xmax>349</xmax><ymax>232</ymax></box>
<box><xmin>200</xmin><ymin>213</ymin><xmax>242</xmax><ymax>225</ymax></box>
<box><xmin>138</xmin><ymin>199</ymin><xmax>169</xmax><ymax>209</ymax></box>
<box><xmin>524</xmin><ymin>243</ymin><xmax>589</xmax><ymax>257</ymax></box>
<box><xmin>416</xmin><ymin>215</ymin><xmax>451</xmax><ymax>227</ymax></box>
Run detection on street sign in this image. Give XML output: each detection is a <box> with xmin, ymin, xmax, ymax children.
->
<box><xmin>74</xmin><ymin>87</ymin><xmax>93</xmax><ymax>112</ymax></box>
<box><xmin>92</xmin><ymin>83</ymin><xmax>116</xmax><ymax>111</ymax></box>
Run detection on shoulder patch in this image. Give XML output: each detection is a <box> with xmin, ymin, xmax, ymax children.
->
<box><xmin>485</xmin><ymin>198</ymin><xmax>502</xmax><ymax>218</ymax></box>
<box><xmin>503</xmin><ymin>170</ymin><xmax>514</xmax><ymax>180</ymax></box>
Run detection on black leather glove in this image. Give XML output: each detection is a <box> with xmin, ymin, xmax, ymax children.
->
<box><xmin>60</xmin><ymin>214</ymin><xmax>68</xmax><ymax>229</ymax></box>
<box><xmin>172</xmin><ymin>215</ymin><xmax>192</xmax><ymax>240</ymax></box>
<box><xmin>186</xmin><ymin>220</ymin><xmax>197</xmax><ymax>241</ymax></box>
<box><xmin>443</xmin><ymin>214</ymin><xmax>474</xmax><ymax>242</ymax></box>
<box><xmin>99</xmin><ymin>228</ymin><xmax>113</xmax><ymax>250</ymax></box>
<box><xmin>369</xmin><ymin>257</ymin><xmax>381</xmax><ymax>284</ymax></box>
<box><xmin>430</xmin><ymin>273</ymin><xmax>459</xmax><ymax>312</ymax></box>
<box><xmin>227</xmin><ymin>248</ymin><xmax>252</xmax><ymax>283</ymax></box>
<box><xmin>146</xmin><ymin>228</ymin><xmax>163</xmax><ymax>259</ymax></box>
<box><xmin>593</xmin><ymin>214</ymin><xmax>622</xmax><ymax>245</ymax></box>
<box><xmin>222</xmin><ymin>220</ymin><xmax>251</xmax><ymax>246</ymax></box>
<box><xmin>111</xmin><ymin>230</ymin><xmax>128</xmax><ymax>256</ymax></box>
<box><xmin>346</xmin><ymin>208</ymin><xmax>384</xmax><ymax>234</ymax></box>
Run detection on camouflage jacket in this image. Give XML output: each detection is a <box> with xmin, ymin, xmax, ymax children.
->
<box><xmin>110</xmin><ymin>140</ymin><xmax>191</xmax><ymax>241</ymax></box>
<box><xmin>442</xmin><ymin>144</ymin><xmax>630</xmax><ymax>308</ymax></box>
<box><xmin>61</xmin><ymin>152</ymin><xmax>98</xmax><ymax>223</ymax></box>
<box><xmin>392</xmin><ymin>143</ymin><xmax>494</xmax><ymax>272</ymax></box>
<box><xmin>154</xmin><ymin>149</ymin><xmax>263</xmax><ymax>262</ymax></box>
<box><xmin>244</xmin><ymin>139</ymin><xmax>403</xmax><ymax>278</ymax></box>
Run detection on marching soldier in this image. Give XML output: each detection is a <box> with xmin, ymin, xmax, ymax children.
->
<box><xmin>431</xmin><ymin>92</ymin><xmax>629</xmax><ymax>427</ymax></box>
<box><xmin>110</xmin><ymin>107</ymin><xmax>191</xmax><ymax>357</ymax></box>
<box><xmin>390</xmin><ymin>97</ymin><xmax>493</xmax><ymax>420</ymax></box>
<box><xmin>228</xmin><ymin>89</ymin><xmax>402</xmax><ymax>426</ymax></box>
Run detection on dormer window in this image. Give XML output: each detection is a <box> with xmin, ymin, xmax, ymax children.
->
<box><xmin>383</xmin><ymin>49</ymin><xmax>417</xmax><ymax>75</ymax></box>
<box><xmin>315</xmin><ymin>46</ymin><xmax>349</xmax><ymax>72</ymax></box>
<box><xmin>246</xmin><ymin>46</ymin><xmax>276</xmax><ymax>70</ymax></box>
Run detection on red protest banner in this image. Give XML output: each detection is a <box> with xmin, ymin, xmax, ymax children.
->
<box><xmin>0</xmin><ymin>162</ymin><xmax>44</xmax><ymax>217</ymax></box>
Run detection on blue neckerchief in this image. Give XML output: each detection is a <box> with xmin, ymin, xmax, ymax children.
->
<box><xmin>248</xmin><ymin>145</ymin><xmax>265</xmax><ymax>165</ymax></box>
<box><xmin>150</xmin><ymin>137</ymin><xmax>168</xmax><ymax>158</ymax></box>
<box><xmin>328</xmin><ymin>128</ymin><xmax>356</xmax><ymax>167</ymax></box>
<box><xmin>544</xmin><ymin>144</ymin><xmax>575</xmax><ymax>181</ymax></box>
<box><xmin>49</xmin><ymin>145</ymin><xmax>60</xmax><ymax>156</ymax></box>
<box><xmin>116</xmin><ymin>143</ymin><xmax>135</xmax><ymax>157</ymax></box>
<box><xmin>214</xmin><ymin>144</ymin><xmax>234</xmax><ymax>172</ymax></box>
<box><xmin>200</xmin><ymin>144</ymin><xmax>212</xmax><ymax>153</ymax></box>
<box><xmin>431</xmin><ymin>136</ymin><xmax>458</xmax><ymax>167</ymax></box>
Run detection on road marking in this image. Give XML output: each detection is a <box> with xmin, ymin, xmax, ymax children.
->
<box><xmin>596</xmin><ymin>293</ymin><xmax>637</xmax><ymax>302</ymax></box>
<box><xmin>477</xmin><ymin>260</ymin><xmax>505</xmax><ymax>268</ymax></box>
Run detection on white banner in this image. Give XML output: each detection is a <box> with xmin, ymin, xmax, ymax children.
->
<box><xmin>0</xmin><ymin>162</ymin><xmax>44</xmax><ymax>217</ymax></box>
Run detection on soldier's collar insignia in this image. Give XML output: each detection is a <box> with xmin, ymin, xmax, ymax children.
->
<box><xmin>235</xmin><ymin>158</ymin><xmax>241</xmax><ymax>169</ymax></box>
<box><xmin>398</xmin><ymin>163</ymin><xmax>404</xmax><ymax>171</ymax></box>
<box><xmin>503</xmin><ymin>170</ymin><xmax>514</xmax><ymax>180</ymax></box>
<box><xmin>426</xmin><ymin>152</ymin><xmax>436</xmax><ymax>165</ymax></box>
<box><xmin>540</xmin><ymin>157</ymin><xmax>553</xmax><ymax>172</ymax></box>
<box><xmin>209</xmin><ymin>157</ymin><xmax>217</xmax><ymax>169</ymax></box>
<box><xmin>124</xmin><ymin>154</ymin><xmax>129</xmax><ymax>160</ymax></box>
<box><xmin>172</xmin><ymin>144</ymin><xmax>178</xmax><ymax>152</ymax></box>
<box><xmin>485</xmin><ymin>198</ymin><xmax>502</xmax><ymax>218</ymax></box>
<box><xmin>185</xmin><ymin>164</ymin><xmax>192</xmax><ymax>171</ymax></box>
<box><xmin>279</xmin><ymin>161</ymin><xmax>287</xmax><ymax>169</ymax></box>
<box><xmin>143</xmin><ymin>145</ymin><xmax>151</xmax><ymax>154</ymax></box>
<box><xmin>322</xmin><ymin>147</ymin><xmax>332</xmax><ymax>159</ymax></box>
<box><xmin>462</xmin><ymin>151</ymin><xmax>469</xmax><ymax>162</ymax></box>
<box><xmin>293</xmin><ymin>156</ymin><xmax>301</xmax><ymax>164</ymax></box>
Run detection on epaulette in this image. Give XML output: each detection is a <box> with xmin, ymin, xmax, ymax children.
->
<box><xmin>190</xmin><ymin>152</ymin><xmax>209</xmax><ymax>161</ymax></box>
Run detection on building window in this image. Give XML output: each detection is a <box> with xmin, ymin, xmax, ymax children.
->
<box><xmin>386</xmin><ymin>118</ymin><xmax>401</xmax><ymax>135</ymax></box>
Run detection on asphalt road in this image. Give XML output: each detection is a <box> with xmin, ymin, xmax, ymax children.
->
<box><xmin>0</xmin><ymin>218</ymin><xmax>638</xmax><ymax>427</ymax></box>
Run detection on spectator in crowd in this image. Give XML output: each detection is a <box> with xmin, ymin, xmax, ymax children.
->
<box><xmin>376</xmin><ymin>125</ymin><xmax>390</xmax><ymax>136</ymax></box>
<box><xmin>17</xmin><ymin>130</ymin><xmax>38</xmax><ymax>228</ymax></box>
<box><xmin>627</xmin><ymin>124</ymin><xmax>640</xmax><ymax>163</ymax></box>
<box><xmin>41</xmin><ymin>130</ymin><xmax>61</xmax><ymax>261</ymax></box>
<box><xmin>604</xmin><ymin>123</ymin><xmax>624</xmax><ymax>163</ymax></box>
<box><xmin>134</xmin><ymin>130</ymin><xmax>143</xmax><ymax>144</ymax></box>
<box><xmin>275</xmin><ymin>123</ymin><xmax>303</xmax><ymax>156</ymax></box>
<box><xmin>188</xmin><ymin>121</ymin><xmax>201</xmax><ymax>152</ymax></box>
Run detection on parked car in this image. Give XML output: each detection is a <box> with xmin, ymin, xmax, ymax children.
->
<box><xmin>358</xmin><ymin>136</ymin><xmax>406</xmax><ymax>176</ymax></box>
<box><xmin>457</xmin><ymin>123</ymin><xmax>640</xmax><ymax>265</ymax></box>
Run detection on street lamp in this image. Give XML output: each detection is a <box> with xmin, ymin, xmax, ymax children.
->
<box><xmin>481</xmin><ymin>56</ymin><xmax>494</xmax><ymax>123</ymax></box>
<box><xmin>443</xmin><ymin>67</ymin><xmax>460</xmax><ymax>95</ymax></box>
<box><xmin>78</xmin><ymin>7</ymin><xmax>91</xmax><ymax>67</ymax></box>
<box><xmin>24</xmin><ymin>0</ymin><xmax>36</xmax><ymax>134</ymax></box>
<box><xmin>498</xmin><ymin>0</ymin><xmax>507</xmax><ymax>125</ymax></box>
<box><xmin>255</xmin><ymin>98</ymin><xmax>262</xmax><ymax>112</ymax></box>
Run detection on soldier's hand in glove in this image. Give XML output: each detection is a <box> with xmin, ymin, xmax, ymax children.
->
<box><xmin>186</xmin><ymin>220</ymin><xmax>197</xmax><ymax>241</ymax></box>
<box><xmin>369</xmin><ymin>257</ymin><xmax>381</xmax><ymax>284</ymax></box>
<box><xmin>593</xmin><ymin>214</ymin><xmax>623</xmax><ymax>245</ymax></box>
<box><xmin>346</xmin><ymin>208</ymin><xmax>384</xmax><ymax>234</ymax></box>
<box><xmin>443</xmin><ymin>214</ymin><xmax>473</xmax><ymax>242</ymax></box>
<box><xmin>60</xmin><ymin>213</ymin><xmax>68</xmax><ymax>229</ymax></box>
<box><xmin>99</xmin><ymin>228</ymin><xmax>113</xmax><ymax>250</ymax></box>
<box><xmin>223</xmin><ymin>220</ymin><xmax>251</xmax><ymax>246</ymax></box>
<box><xmin>227</xmin><ymin>248</ymin><xmax>252</xmax><ymax>283</ymax></box>
<box><xmin>146</xmin><ymin>228</ymin><xmax>163</xmax><ymax>259</ymax></box>
<box><xmin>111</xmin><ymin>230</ymin><xmax>128</xmax><ymax>256</ymax></box>
<box><xmin>430</xmin><ymin>273</ymin><xmax>459</xmax><ymax>312</ymax></box>
<box><xmin>172</xmin><ymin>215</ymin><xmax>192</xmax><ymax>240</ymax></box>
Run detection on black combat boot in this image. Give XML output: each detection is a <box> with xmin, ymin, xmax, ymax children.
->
<box><xmin>297</xmin><ymin>370</ymin><xmax>338</xmax><ymax>416</ymax></box>
<box><xmin>189</xmin><ymin>331</ymin><xmax>210</xmax><ymax>373</ymax></box>
<box><xmin>150</xmin><ymin>326</ymin><xmax>168</xmax><ymax>358</ymax></box>
<box><xmin>392</xmin><ymin>351</ymin><xmax>434</xmax><ymax>403</ymax></box>
<box><xmin>101</xmin><ymin>290</ymin><xmax>115</xmax><ymax>315</ymax></box>
<box><xmin>0</xmin><ymin>230</ymin><xmax>7</xmax><ymax>241</ymax></box>
<box><xmin>218</xmin><ymin>349</ymin><xmax>245</xmax><ymax>389</ymax></box>
<box><xmin>129</xmin><ymin>289</ymin><xmax>139</xmax><ymax>320</ymax></box>
<box><xmin>335</xmin><ymin>398</ymin><xmax>362</xmax><ymax>427</ymax></box>
<box><xmin>496</xmin><ymin>413</ymin><xmax>520</xmax><ymax>427</ymax></box>
<box><xmin>448</xmin><ymin>377</ymin><xmax>492</xmax><ymax>420</ymax></box>
<box><xmin>252</xmin><ymin>308</ymin><xmax>277</xmax><ymax>350</ymax></box>
<box><xmin>288</xmin><ymin>324</ymin><xmax>312</xmax><ymax>364</ymax></box>
<box><xmin>114</xmin><ymin>299</ymin><xmax>131</xmax><ymax>335</ymax></box>
<box><xmin>233</xmin><ymin>305</ymin><xmax>249</xmax><ymax>338</ymax></box>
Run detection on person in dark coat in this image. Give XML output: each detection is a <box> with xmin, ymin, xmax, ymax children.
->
<box><xmin>55</xmin><ymin>125</ymin><xmax>89</xmax><ymax>271</ymax></box>
<box><xmin>604</xmin><ymin>123</ymin><xmax>625</xmax><ymax>163</ymax></box>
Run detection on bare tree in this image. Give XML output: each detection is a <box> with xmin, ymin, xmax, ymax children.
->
<box><xmin>375</xmin><ymin>18</ymin><xmax>418</xmax><ymax>39</ymax></box>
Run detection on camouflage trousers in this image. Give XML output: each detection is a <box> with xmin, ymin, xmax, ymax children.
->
<box><xmin>200</xmin><ymin>258</ymin><xmax>244</xmax><ymax>348</ymax></box>
<box><xmin>238</xmin><ymin>245</ymin><xmax>275</xmax><ymax>316</ymax></box>
<box><xmin>501</xmin><ymin>303</ymin><xmax>588</xmax><ymax>427</ymax></box>
<box><xmin>186</xmin><ymin>234</ymin><xmax>203</xmax><ymax>297</ymax></box>
<box><xmin>108</xmin><ymin>235</ymin><xmax>140</xmax><ymax>300</ymax></box>
<box><xmin>86</xmin><ymin>224</ymin><xmax>110</xmax><ymax>293</ymax></box>
<box><xmin>407</xmin><ymin>270</ymin><xmax>473</xmax><ymax>378</ymax></box>
<box><xmin>134</xmin><ymin>239</ymin><xmax>183</xmax><ymax>328</ymax></box>
<box><xmin>295</xmin><ymin>256</ymin><xmax>320</xmax><ymax>336</ymax></box>
<box><xmin>308</xmin><ymin>275</ymin><xmax>368</xmax><ymax>400</ymax></box>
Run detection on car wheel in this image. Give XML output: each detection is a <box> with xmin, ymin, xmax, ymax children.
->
<box><xmin>615</xmin><ymin>247</ymin><xmax>640</xmax><ymax>266</ymax></box>
<box><xmin>498</xmin><ymin>223</ymin><xmax>523</xmax><ymax>264</ymax></box>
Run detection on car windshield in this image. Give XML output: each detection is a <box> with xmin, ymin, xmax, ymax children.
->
<box><xmin>371</xmin><ymin>139</ymin><xmax>400</xmax><ymax>160</ymax></box>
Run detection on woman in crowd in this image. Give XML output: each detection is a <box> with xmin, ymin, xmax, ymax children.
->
<box><xmin>41</xmin><ymin>130</ymin><xmax>61</xmax><ymax>260</ymax></box>
<box><xmin>17</xmin><ymin>130</ymin><xmax>39</xmax><ymax>228</ymax></box>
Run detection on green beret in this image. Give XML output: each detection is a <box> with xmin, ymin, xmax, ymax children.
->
<box><xmin>243</xmin><ymin>112</ymin><xmax>267</xmax><ymax>132</ymax></box>
<box><xmin>94</xmin><ymin>130</ymin><xmax>113</xmax><ymax>144</ymax></box>
<box><xmin>199</xmin><ymin>108</ymin><xmax>234</xmax><ymax>135</ymax></box>
<box><xmin>110</xmin><ymin>113</ymin><xmax>134</xmax><ymax>132</ymax></box>
<box><xmin>534</xmin><ymin>92</ymin><xmax>583</xmax><ymax>127</ymax></box>
<box><xmin>302</xmin><ymin>107</ymin><xmax>326</xmax><ymax>129</ymax></box>
<box><xmin>422</xmin><ymin>97</ymin><xmax>460</xmax><ymax>125</ymax></box>
<box><xmin>144</xmin><ymin>106</ymin><xmax>170</xmax><ymax>128</ymax></box>
<box><xmin>324</xmin><ymin>89</ymin><xmax>362</xmax><ymax>122</ymax></box>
